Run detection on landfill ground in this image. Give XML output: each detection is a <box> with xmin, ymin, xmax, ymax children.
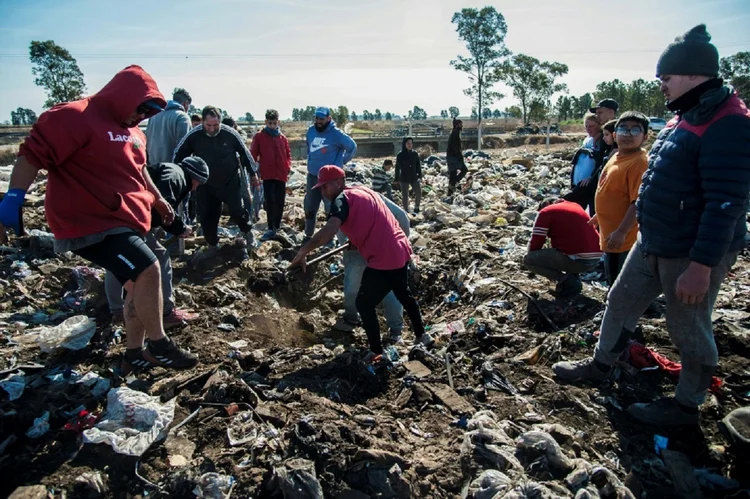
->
<box><xmin>1</xmin><ymin>143</ymin><xmax>749</xmax><ymax>498</ymax></box>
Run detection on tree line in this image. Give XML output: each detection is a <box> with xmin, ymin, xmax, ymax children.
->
<box><xmin>8</xmin><ymin>38</ymin><xmax>750</xmax><ymax>126</ymax></box>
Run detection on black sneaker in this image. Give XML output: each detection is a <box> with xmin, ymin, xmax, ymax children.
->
<box><xmin>122</xmin><ymin>347</ymin><xmax>158</xmax><ymax>375</ymax></box>
<box><xmin>146</xmin><ymin>338</ymin><xmax>198</xmax><ymax>369</ymax></box>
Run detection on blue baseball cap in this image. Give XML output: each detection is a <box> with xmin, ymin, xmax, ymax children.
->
<box><xmin>314</xmin><ymin>107</ymin><xmax>330</xmax><ymax>118</ymax></box>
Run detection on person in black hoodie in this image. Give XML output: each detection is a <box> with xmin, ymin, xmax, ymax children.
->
<box><xmin>446</xmin><ymin>119</ymin><xmax>467</xmax><ymax>197</ymax></box>
<box><xmin>395</xmin><ymin>136</ymin><xmax>422</xmax><ymax>213</ymax></box>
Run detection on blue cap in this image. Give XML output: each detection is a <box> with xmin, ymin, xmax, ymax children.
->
<box><xmin>143</xmin><ymin>100</ymin><xmax>164</xmax><ymax>112</ymax></box>
<box><xmin>314</xmin><ymin>107</ymin><xmax>330</xmax><ymax>118</ymax></box>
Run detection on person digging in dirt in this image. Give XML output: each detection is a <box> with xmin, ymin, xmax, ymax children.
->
<box><xmin>552</xmin><ymin>24</ymin><xmax>750</xmax><ymax>427</ymax></box>
<box><xmin>446</xmin><ymin>118</ymin><xmax>467</xmax><ymax>199</ymax></box>
<box><xmin>290</xmin><ymin>165</ymin><xmax>432</xmax><ymax>360</ymax></box>
<box><xmin>523</xmin><ymin>197</ymin><xmax>603</xmax><ymax>298</ymax></box>
<box><xmin>173</xmin><ymin>105</ymin><xmax>259</xmax><ymax>263</ymax></box>
<box><xmin>250</xmin><ymin>109</ymin><xmax>292</xmax><ymax>241</ymax></box>
<box><xmin>0</xmin><ymin>65</ymin><xmax>198</xmax><ymax>372</ymax></box>
<box><xmin>395</xmin><ymin>136</ymin><xmax>423</xmax><ymax>214</ymax></box>
<box><xmin>105</xmin><ymin>157</ymin><xmax>209</xmax><ymax>328</ymax></box>
<box><xmin>303</xmin><ymin>107</ymin><xmax>357</xmax><ymax>244</ymax></box>
<box><xmin>336</xmin><ymin>192</ymin><xmax>411</xmax><ymax>343</ymax></box>
<box><xmin>589</xmin><ymin>111</ymin><xmax>650</xmax><ymax>286</ymax></box>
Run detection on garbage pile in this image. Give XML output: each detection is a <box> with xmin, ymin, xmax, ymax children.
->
<box><xmin>1</xmin><ymin>148</ymin><xmax>749</xmax><ymax>498</ymax></box>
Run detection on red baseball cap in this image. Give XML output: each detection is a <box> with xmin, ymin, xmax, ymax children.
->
<box><xmin>313</xmin><ymin>165</ymin><xmax>346</xmax><ymax>189</ymax></box>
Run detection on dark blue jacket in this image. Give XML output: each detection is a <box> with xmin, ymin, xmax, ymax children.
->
<box><xmin>637</xmin><ymin>89</ymin><xmax>750</xmax><ymax>266</ymax></box>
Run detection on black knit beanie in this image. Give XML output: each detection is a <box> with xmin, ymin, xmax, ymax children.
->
<box><xmin>656</xmin><ymin>24</ymin><xmax>719</xmax><ymax>77</ymax></box>
<box><xmin>180</xmin><ymin>156</ymin><xmax>209</xmax><ymax>184</ymax></box>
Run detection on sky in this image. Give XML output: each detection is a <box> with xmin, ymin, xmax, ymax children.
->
<box><xmin>1</xmin><ymin>0</ymin><xmax>750</xmax><ymax>121</ymax></box>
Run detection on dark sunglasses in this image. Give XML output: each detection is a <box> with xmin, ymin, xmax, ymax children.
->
<box><xmin>615</xmin><ymin>126</ymin><xmax>643</xmax><ymax>136</ymax></box>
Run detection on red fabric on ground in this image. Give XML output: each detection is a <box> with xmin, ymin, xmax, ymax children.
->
<box><xmin>626</xmin><ymin>342</ymin><xmax>722</xmax><ymax>393</ymax></box>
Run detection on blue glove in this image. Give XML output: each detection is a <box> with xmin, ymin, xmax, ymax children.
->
<box><xmin>0</xmin><ymin>188</ymin><xmax>26</xmax><ymax>235</ymax></box>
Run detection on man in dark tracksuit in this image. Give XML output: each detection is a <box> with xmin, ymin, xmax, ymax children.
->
<box><xmin>446</xmin><ymin>118</ymin><xmax>467</xmax><ymax>197</ymax></box>
<box><xmin>553</xmin><ymin>24</ymin><xmax>750</xmax><ymax>427</ymax></box>
<box><xmin>173</xmin><ymin>106</ymin><xmax>259</xmax><ymax>261</ymax></box>
<box><xmin>105</xmin><ymin>158</ymin><xmax>209</xmax><ymax>328</ymax></box>
<box><xmin>395</xmin><ymin>136</ymin><xmax>422</xmax><ymax>213</ymax></box>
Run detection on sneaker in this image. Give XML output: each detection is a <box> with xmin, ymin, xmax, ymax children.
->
<box><xmin>192</xmin><ymin>245</ymin><xmax>219</xmax><ymax>265</ymax></box>
<box><xmin>388</xmin><ymin>330</ymin><xmax>404</xmax><ymax>345</ymax></box>
<box><xmin>415</xmin><ymin>332</ymin><xmax>434</xmax><ymax>348</ymax></box>
<box><xmin>122</xmin><ymin>347</ymin><xmax>157</xmax><ymax>375</ymax></box>
<box><xmin>111</xmin><ymin>309</ymin><xmax>124</xmax><ymax>326</ymax></box>
<box><xmin>626</xmin><ymin>397</ymin><xmax>700</xmax><ymax>426</ymax></box>
<box><xmin>146</xmin><ymin>338</ymin><xmax>198</xmax><ymax>369</ymax></box>
<box><xmin>552</xmin><ymin>357</ymin><xmax>610</xmax><ymax>384</ymax></box>
<box><xmin>163</xmin><ymin>308</ymin><xmax>199</xmax><ymax>330</ymax></box>
<box><xmin>261</xmin><ymin>229</ymin><xmax>276</xmax><ymax>241</ymax></box>
<box><xmin>333</xmin><ymin>317</ymin><xmax>361</xmax><ymax>333</ymax></box>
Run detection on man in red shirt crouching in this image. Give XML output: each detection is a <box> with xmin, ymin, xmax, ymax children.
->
<box><xmin>290</xmin><ymin>165</ymin><xmax>432</xmax><ymax>360</ymax></box>
<box><xmin>0</xmin><ymin>65</ymin><xmax>197</xmax><ymax>373</ymax></box>
<box><xmin>523</xmin><ymin>197</ymin><xmax>603</xmax><ymax>297</ymax></box>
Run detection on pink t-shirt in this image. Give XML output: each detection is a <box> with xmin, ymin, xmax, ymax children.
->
<box><xmin>332</xmin><ymin>186</ymin><xmax>412</xmax><ymax>270</ymax></box>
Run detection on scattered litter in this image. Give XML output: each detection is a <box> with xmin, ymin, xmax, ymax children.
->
<box><xmin>0</xmin><ymin>373</ymin><xmax>25</xmax><ymax>400</ymax></box>
<box><xmin>26</xmin><ymin>411</ymin><xmax>50</xmax><ymax>438</ymax></box>
<box><xmin>194</xmin><ymin>472</ymin><xmax>235</xmax><ymax>499</ymax></box>
<box><xmin>36</xmin><ymin>315</ymin><xmax>96</xmax><ymax>353</ymax></box>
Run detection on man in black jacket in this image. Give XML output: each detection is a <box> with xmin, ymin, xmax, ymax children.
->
<box><xmin>173</xmin><ymin>106</ymin><xmax>259</xmax><ymax>261</ymax></box>
<box><xmin>553</xmin><ymin>24</ymin><xmax>750</xmax><ymax>427</ymax></box>
<box><xmin>446</xmin><ymin>119</ymin><xmax>467</xmax><ymax>197</ymax></box>
<box><xmin>395</xmin><ymin>136</ymin><xmax>422</xmax><ymax>213</ymax></box>
<box><xmin>105</xmin><ymin>157</ymin><xmax>209</xmax><ymax>329</ymax></box>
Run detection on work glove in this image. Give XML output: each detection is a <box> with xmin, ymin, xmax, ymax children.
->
<box><xmin>0</xmin><ymin>188</ymin><xmax>26</xmax><ymax>236</ymax></box>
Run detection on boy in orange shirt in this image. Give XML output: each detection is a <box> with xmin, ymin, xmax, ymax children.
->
<box><xmin>590</xmin><ymin>111</ymin><xmax>650</xmax><ymax>286</ymax></box>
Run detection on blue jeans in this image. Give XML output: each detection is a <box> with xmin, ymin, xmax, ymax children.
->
<box><xmin>304</xmin><ymin>173</ymin><xmax>331</xmax><ymax>237</ymax></box>
<box><xmin>343</xmin><ymin>249</ymin><xmax>403</xmax><ymax>333</ymax></box>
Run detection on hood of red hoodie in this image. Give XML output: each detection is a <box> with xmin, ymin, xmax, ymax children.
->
<box><xmin>90</xmin><ymin>65</ymin><xmax>166</xmax><ymax>125</ymax></box>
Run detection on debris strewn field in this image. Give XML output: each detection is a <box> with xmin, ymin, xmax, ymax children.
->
<box><xmin>1</xmin><ymin>147</ymin><xmax>749</xmax><ymax>498</ymax></box>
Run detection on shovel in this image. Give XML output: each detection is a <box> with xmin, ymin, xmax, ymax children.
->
<box><xmin>285</xmin><ymin>242</ymin><xmax>350</xmax><ymax>280</ymax></box>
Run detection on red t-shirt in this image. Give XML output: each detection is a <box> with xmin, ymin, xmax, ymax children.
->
<box><xmin>529</xmin><ymin>201</ymin><xmax>602</xmax><ymax>258</ymax></box>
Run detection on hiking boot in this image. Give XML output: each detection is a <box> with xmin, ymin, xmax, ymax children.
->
<box><xmin>146</xmin><ymin>337</ymin><xmax>198</xmax><ymax>369</ymax></box>
<box><xmin>627</xmin><ymin>397</ymin><xmax>700</xmax><ymax>426</ymax></box>
<box><xmin>163</xmin><ymin>308</ymin><xmax>199</xmax><ymax>330</ymax></box>
<box><xmin>552</xmin><ymin>357</ymin><xmax>610</xmax><ymax>384</ymax></box>
<box><xmin>333</xmin><ymin>317</ymin><xmax>360</xmax><ymax>333</ymax></box>
<box><xmin>556</xmin><ymin>274</ymin><xmax>583</xmax><ymax>298</ymax></box>
<box><xmin>415</xmin><ymin>332</ymin><xmax>434</xmax><ymax>348</ymax></box>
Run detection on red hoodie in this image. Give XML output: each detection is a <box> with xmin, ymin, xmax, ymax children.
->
<box><xmin>19</xmin><ymin>65</ymin><xmax>167</xmax><ymax>239</ymax></box>
<box><xmin>250</xmin><ymin>128</ymin><xmax>292</xmax><ymax>182</ymax></box>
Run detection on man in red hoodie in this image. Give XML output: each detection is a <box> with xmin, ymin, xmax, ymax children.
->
<box><xmin>0</xmin><ymin>65</ymin><xmax>197</xmax><ymax>372</ymax></box>
<box><xmin>250</xmin><ymin>109</ymin><xmax>292</xmax><ymax>241</ymax></box>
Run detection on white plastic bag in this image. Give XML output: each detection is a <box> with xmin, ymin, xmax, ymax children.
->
<box><xmin>37</xmin><ymin>316</ymin><xmax>96</xmax><ymax>353</ymax></box>
<box><xmin>83</xmin><ymin>387</ymin><xmax>175</xmax><ymax>456</ymax></box>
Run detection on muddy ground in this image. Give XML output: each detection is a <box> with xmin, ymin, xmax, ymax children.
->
<box><xmin>1</xmin><ymin>149</ymin><xmax>749</xmax><ymax>499</ymax></box>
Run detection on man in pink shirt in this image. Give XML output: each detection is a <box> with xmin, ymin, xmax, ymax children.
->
<box><xmin>291</xmin><ymin>165</ymin><xmax>432</xmax><ymax>358</ymax></box>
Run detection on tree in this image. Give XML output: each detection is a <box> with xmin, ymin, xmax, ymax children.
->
<box><xmin>504</xmin><ymin>106</ymin><xmax>522</xmax><ymax>118</ymax></box>
<box><xmin>448</xmin><ymin>106</ymin><xmax>460</xmax><ymax>118</ymax></box>
<box><xmin>492</xmin><ymin>109</ymin><xmax>501</xmax><ymax>119</ymax></box>
<box><xmin>440</xmin><ymin>110</ymin><xmax>448</xmax><ymax>119</ymax></box>
<box><xmin>499</xmin><ymin>54</ymin><xmax>568</xmax><ymax>124</ymax></box>
<box><xmin>10</xmin><ymin>107</ymin><xmax>38</xmax><ymax>125</ymax></box>
<box><xmin>332</xmin><ymin>105</ymin><xmax>349</xmax><ymax>125</ymax></box>
<box><xmin>244</xmin><ymin>112</ymin><xmax>255</xmax><ymax>123</ymax></box>
<box><xmin>411</xmin><ymin>105</ymin><xmax>427</xmax><ymax>120</ymax></box>
<box><xmin>29</xmin><ymin>40</ymin><xmax>86</xmax><ymax>109</ymax></box>
<box><xmin>482</xmin><ymin>107</ymin><xmax>492</xmax><ymax>119</ymax></box>
<box><xmin>384</xmin><ymin>112</ymin><xmax>392</xmax><ymax>121</ymax></box>
<box><xmin>188</xmin><ymin>104</ymin><xmax>200</xmax><ymax>115</ymax></box>
<box><xmin>572</xmin><ymin>93</ymin><xmax>593</xmax><ymax>119</ymax></box>
<box><xmin>471</xmin><ymin>108</ymin><xmax>478</xmax><ymax>119</ymax></box>
<box><xmin>450</xmin><ymin>6</ymin><xmax>509</xmax><ymax>133</ymax></box>
<box><xmin>593</xmin><ymin>79</ymin><xmax>628</xmax><ymax>109</ymax></box>
<box><xmin>350</xmin><ymin>110</ymin><xmax>358</xmax><ymax>121</ymax></box>
<box><xmin>374</xmin><ymin>109</ymin><xmax>382</xmax><ymax>120</ymax></box>
<box><xmin>720</xmin><ymin>51</ymin><xmax>750</xmax><ymax>102</ymax></box>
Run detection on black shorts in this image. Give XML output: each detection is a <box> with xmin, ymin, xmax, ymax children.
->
<box><xmin>74</xmin><ymin>232</ymin><xmax>157</xmax><ymax>285</ymax></box>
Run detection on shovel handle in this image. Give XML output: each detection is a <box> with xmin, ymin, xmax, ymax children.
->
<box><xmin>287</xmin><ymin>242</ymin><xmax>351</xmax><ymax>276</ymax></box>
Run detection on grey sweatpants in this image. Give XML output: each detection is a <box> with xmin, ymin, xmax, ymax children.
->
<box><xmin>523</xmin><ymin>249</ymin><xmax>599</xmax><ymax>282</ymax></box>
<box><xmin>400</xmin><ymin>180</ymin><xmax>421</xmax><ymax>212</ymax></box>
<box><xmin>593</xmin><ymin>240</ymin><xmax>738</xmax><ymax>407</ymax></box>
<box><xmin>105</xmin><ymin>231</ymin><xmax>174</xmax><ymax>315</ymax></box>
<box><xmin>304</xmin><ymin>173</ymin><xmax>331</xmax><ymax>237</ymax></box>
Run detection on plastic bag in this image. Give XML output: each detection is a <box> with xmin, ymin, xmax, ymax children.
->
<box><xmin>83</xmin><ymin>387</ymin><xmax>175</xmax><ymax>456</ymax></box>
<box><xmin>516</xmin><ymin>430</ymin><xmax>573</xmax><ymax>472</ymax></box>
<box><xmin>227</xmin><ymin>411</ymin><xmax>257</xmax><ymax>446</ymax></box>
<box><xmin>468</xmin><ymin>469</ymin><xmax>511</xmax><ymax>499</ymax></box>
<box><xmin>26</xmin><ymin>411</ymin><xmax>50</xmax><ymax>438</ymax></box>
<box><xmin>0</xmin><ymin>373</ymin><xmax>25</xmax><ymax>401</ymax></box>
<box><xmin>271</xmin><ymin>458</ymin><xmax>324</xmax><ymax>499</ymax></box>
<box><xmin>37</xmin><ymin>315</ymin><xmax>96</xmax><ymax>353</ymax></box>
<box><xmin>194</xmin><ymin>472</ymin><xmax>235</xmax><ymax>499</ymax></box>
